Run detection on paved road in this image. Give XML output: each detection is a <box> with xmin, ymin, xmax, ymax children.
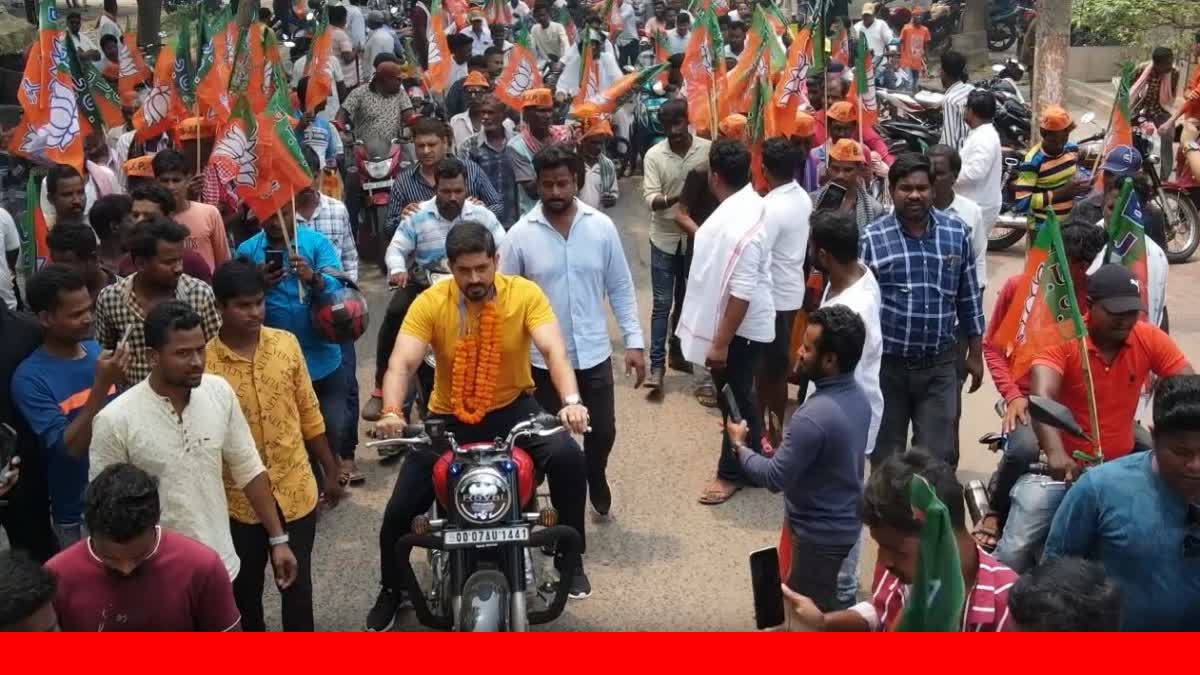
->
<box><xmin>261</xmin><ymin>178</ymin><xmax>1200</xmax><ymax>631</ymax></box>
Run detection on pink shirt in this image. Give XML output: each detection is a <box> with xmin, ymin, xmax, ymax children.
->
<box><xmin>46</xmin><ymin>528</ymin><xmax>241</xmax><ymax>632</ymax></box>
<box><xmin>172</xmin><ymin>201</ymin><xmax>230</xmax><ymax>271</ymax></box>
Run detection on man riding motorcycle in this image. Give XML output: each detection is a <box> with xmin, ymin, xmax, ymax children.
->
<box><xmin>369</xmin><ymin>221</ymin><xmax>591</xmax><ymax>631</ymax></box>
<box><xmin>995</xmin><ymin>264</ymin><xmax>1192</xmax><ymax>573</ymax></box>
<box><xmin>975</xmin><ymin>222</ymin><xmax>1106</xmax><ymax>551</ymax></box>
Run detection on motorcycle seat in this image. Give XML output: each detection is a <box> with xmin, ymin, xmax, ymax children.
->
<box><xmin>978</xmin><ymin>431</ymin><xmax>1005</xmax><ymax>446</ymax></box>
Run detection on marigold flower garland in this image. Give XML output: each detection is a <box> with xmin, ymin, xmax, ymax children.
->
<box><xmin>450</xmin><ymin>300</ymin><xmax>501</xmax><ymax>424</ymax></box>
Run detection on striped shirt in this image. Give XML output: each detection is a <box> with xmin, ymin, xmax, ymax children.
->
<box><xmin>384</xmin><ymin>159</ymin><xmax>503</xmax><ymax>235</ymax></box>
<box><xmin>298</xmin><ymin>194</ymin><xmax>359</xmax><ymax>282</ymax></box>
<box><xmin>1013</xmin><ymin>143</ymin><xmax>1081</xmax><ymax>226</ymax></box>
<box><xmin>859</xmin><ymin>210</ymin><xmax>985</xmax><ymax>357</ymax></box>
<box><xmin>384</xmin><ymin>198</ymin><xmax>506</xmax><ymax>273</ymax></box>
<box><xmin>850</xmin><ymin>548</ymin><xmax>1018</xmax><ymax>631</ymax></box>
<box><xmin>939</xmin><ymin>81</ymin><xmax>975</xmax><ymax>150</ymax></box>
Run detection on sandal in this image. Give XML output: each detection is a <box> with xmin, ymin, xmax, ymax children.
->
<box><xmin>694</xmin><ymin>383</ymin><xmax>718</xmax><ymax>408</ymax></box>
<box><xmin>340</xmin><ymin>459</ymin><xmax>365</xmax><ymax>486</ymax></box>
<box><xmin>698</xmin><ymin>479</ymin><xmax>740</xmax><ymax>505</ymax></box>
<box><xmin>973</xmin><ymin>513</ymin><xmax>1001</xmax><ymax>552</ymax></box>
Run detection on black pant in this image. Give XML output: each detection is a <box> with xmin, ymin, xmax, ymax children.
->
<box><xmin>373</xmin><ymin>283</ymin><xmax>427</xmax><ymax>388</ymax></box>
<box><xmin>786</xmin><ymin>534</ymin><xmax>854</xmax><ymax>613</ymax></box>
<box><xmin>531</xmin><ymin>359</ymin><xmax>617</xmax><ymax>508</ymax></box>
<box><xmin>617</xmin><ymin>40</ymin><xmax>640</xmax><ymax>68</ymax></box>
<box><xmin>377</xmin><ymin>395</ymin><xmax>587</xmax><ymax>592</ymax></box>
<box><xmin>712</xmin><ymin>337</ymin><xmax>766</xmax><ymax>482</ymax></box>
<box><xmin>873</xmin><ymin>348</ymin><xmax>960</xmax><ymax>469</ymax></box>
<box><xmin>230</xmin><ymin>509</ymin><xmax>318</xmax><ymax>632</ymax></box>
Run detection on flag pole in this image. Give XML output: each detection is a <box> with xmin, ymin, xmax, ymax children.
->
<box><xmin>279</xmin><ymin>200</ymin><xmax>305</xmax><ymax>303</ymax></box>
<box><xmin>1076</xmin><ymin>335</ymin><xmax>1104</xmax><ymax>463</ymax></box>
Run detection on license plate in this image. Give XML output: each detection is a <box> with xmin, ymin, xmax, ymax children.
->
<box><xmin>443</xmin><ymin>526</ymin><xmax>529</xmax><ymax>548</ymax></box>
<box><xmin>362</xmin><ymin>179</ymin><xmax>394</xmax><ymax>190</ymax></box>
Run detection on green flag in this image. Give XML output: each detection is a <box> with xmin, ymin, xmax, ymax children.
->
<box><xmin>895</xmin><ymin>475</ymin><xmax>966</xmax><ymax>632</ymax></box>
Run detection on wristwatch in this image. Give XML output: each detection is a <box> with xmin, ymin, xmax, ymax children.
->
<box><xmin>563</xmin><ymin>394</ymin><xmax>582</xmax><ymax>406</ymax></box>
<box><xmin>268</xmin><ymin>533</ymin><xmax>290</xmax><ymax>547</ymax></box>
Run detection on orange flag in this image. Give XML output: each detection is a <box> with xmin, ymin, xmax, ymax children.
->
<box><xmin>495</xmin><ymin>25</ymin><xmax>542</xmax><ymax>111</ymax></box>
<box><xmin>571</xmin><ymin>40</ymin><xmax>599</xmax><ymax>110</ymax></box>
<box><xmin>830</xmin><ymin>23</ymin><xmax>850</xmax><ymax>66</ymax></box>
<box><xmin>196</xmin><ymin>17</ymin><xmax>237</xmax><ymax>119</ymax></box>
<box><xmin>572</xmin><ymin>63</ymin><xmax>667</xmax><ymax>115</ymax></box>
<box><xmin>117</xmin><ymin>32</ymin><xmax>150</xmax><ymax>96</ymax></box>
<box><xmin>771</xmin><ymin>27</ymin><xmax>811</xmax><ymax>137</ymax></box>
<box><xmin>303</xmin><ymin>13</ymin><xmax>335</xmax><ymax>112</ymax></box>
<box><xmin>681</xmin><ymin>7</ymin><xmax>726</xmax><ymax>137</ymax></box>
<box><xmin>426</xmin><ymin>0</ymin><xmax>453</xmax><ymax>94</ymax></box>
<box><xmin>720</xmin><ymin>7</ymin><xmax>784</xmax><ymax>116</ymax></box>
<box><xmin>11</xmin><ymin>1</ymin><xmax>85</xmax><ymax>174</ymax></box>
<box><xmin>132</xmin><ymin>41</ymin><xmax>186</xmax><ymax>141</ymax></box>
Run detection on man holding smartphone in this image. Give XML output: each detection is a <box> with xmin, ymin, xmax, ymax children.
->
<box><xmin>727</xmin><ymin>305</ymin><xmax>870</xmax><ymax>611</ymax></box>
<box><xmin>811</xmin><ymin>140</ymin><xmax>884</xmax><ymax>231</ymax></box>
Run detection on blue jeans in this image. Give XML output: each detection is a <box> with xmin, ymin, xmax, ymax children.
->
<box><xmin>992</xmin><ymin>474</ymin><xmax>1068</xmax><ymax>573</ymax></box>
<box><xmin>312</xmin><ymin>365</ymin><xmax>351</xmax><ymax>472</ymax></box>
<box><xmin>835</xmin><ymin>536</ymin><xmax>862</xmax><ymax>609</ymax></box>
<box><xmin>649</xmin><ymin>241</ymin><xmax>690</xmax><ymax>371</ymax></box>
<box><xmin>339</xmin><ymin>342</ymin><xmax>359</xmax><ymax>461</ymax></box>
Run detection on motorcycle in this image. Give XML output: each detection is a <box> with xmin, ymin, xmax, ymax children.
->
<box><xmin>986</xmin><ymin>0</ymin><xmax>1022</xmax><ymax>52</ymax></box>
<box><xmin>988</xmin><ymin>111</ymin><xmax>1096</xmax><ymax>252</ymax></box>
<box><xmin>366</xmin><ymin>414</ymin><xmax>582</xmax><ymax>632</ymax></box>
<box><xmin>347</xmin><ymin>128</ymin><xmax>407</xmax><ymax>274</ymax></box>
<box><xmin>878</xmin><ymin>89</ymin><xmax>943</xmax><ymax>153</ymax></box>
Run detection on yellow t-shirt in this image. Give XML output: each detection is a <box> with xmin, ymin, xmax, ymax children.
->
<box><xmin>401</xmin><ymin>273</ymin><xmax>557</xmax><ymax>416</ymax></box>
<box><xmin>205</xmin><ymin>328</ymin><xmax>325</xmax><ymax>524</ymax></box>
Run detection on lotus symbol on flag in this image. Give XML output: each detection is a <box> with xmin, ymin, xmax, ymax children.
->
<box><xmin>141</xmin><ymin>85</ymin><xmax>170</xmax><ymax>126</ymax></box>
<box><xmin>779</xmin><ymin>56</ymin><xmax>809</xmax><ymax>105</ymax></box>
<box><xmin>44</xmin><ymin>79</ymin><xmax>80</xmax><ymax>152</ymax></box>
<box><xmin>427</xmin><ymin>31</ymin><xmax>443</xmax><ymax>67</ymax></box>
<box><xmin>21</xmin><ymin>78</ymin><xmax>40</xmax><ymax>107</ymax></box>
<box><xmin>117</xmin><ymin>42</ymin><xmax>139</xmax><ymax>78</ymax></box>
<box><xmin>507</xmin><ymin>59</ymin><xmax>534</xmax><ymax>96</ymax></box>
<box><xmin>210</xmin><ymin>125</ymin><xmax>259</xmax><ymax>189</ymax></box>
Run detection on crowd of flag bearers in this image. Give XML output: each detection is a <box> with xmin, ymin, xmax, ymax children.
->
<box><xmin>0</xmin><ymin>0</ymin><xmax>1198</xmax><ymax>634</ymax></box>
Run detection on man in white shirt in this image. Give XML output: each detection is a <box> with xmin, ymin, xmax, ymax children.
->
<box><xmin>89</xmin><ymin>301</ymin><xmax>299</xmax><ymax>587</ymax></box>
<box><xmin>939</xmin><ymin>50</ymin><xmax>975</xmax><ymax>150</ymax></box>
<box><xmin>0</xmin><ymin>207</ymin><xmax>18</xmax><ymax>309</ymax></box>
<box><xmin>329</xmin><ymin>5</ymin><xmax>360</xmax><ymax>89</ymax></box>
<box><xmin>466</xmin><ymin>10</ymin><xmax>494</xmax><ymax>56</ymax></box>
<box><xmin>852</xmin><ymin>4</ymin><xmax>894</xmax><ymax>61</ymax></box>
<box><xmin>65</xmin><ymin>12</ymin><xmax>100</xmax><ymax>62</ymax></box>
<box><xmin>677</xmin><ymin>140</ymin><xmax>774</xmax><ymax>506</ymax></box>
<box><xmin>617</xmin><ymin>0</ymin><xmax>640</xmax><ymax>66</ymax></box>
<box><xmin>955</xmin><ymin>90</ymin><xmax>1004</xmax><ymax>255</ymax></box>
<box><xmin>362</xmin><ymin>12</ymin><xmax>398</xmax><ymax>82</ymax></box>
<box><xmin>757</xmin><ymin>139</ymin><xmax>812</xmax><ymax>447</ymax></box>
<box><xmin>667</xmin><ymin>11</ymin><xmax>691</xmax><ymax>55</ymax></box>
<box><xmin>96</xmin><ymin>0</ymin><xmax>122</xmax><ymax>43</ymax></box>
<box><xmin>930</xmin><ymin>145</ymin><xmax>987</xmax><ymax>289</ymax></box>
<box><xmin>530</xmin><ymin>2</ymin><xmax>572</xmax><ymax>65</ymax></box>
<box><xmin>808</xmin><ymin>209</ymin><xmax>884</xmax><ymax>610</ymax></box>
<box><xmin>346</xmin><ymin>0</ymin><xmax>368</xmax><ymax>52</ymax></box>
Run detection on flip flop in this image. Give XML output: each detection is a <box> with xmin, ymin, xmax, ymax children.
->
<box><xmin>694</xmin><ymin>383</ymin><xmax>718</xmax><ymax>408</ymax></box>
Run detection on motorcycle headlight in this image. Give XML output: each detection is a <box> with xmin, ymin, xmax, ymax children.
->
<box><xmin>365</xmin><ymin>160</ymin><xmax>392</xmax><ymax>179</ymax></box>
<box><xmin>454</xmin><ymin>467</ymin><xmax>512</xmax><ymax>525</ymax></box>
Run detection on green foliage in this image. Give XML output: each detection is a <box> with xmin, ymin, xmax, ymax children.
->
<box><xmin>1073</xmin><ymin>0</ymin><xmax>1200</xmax><ymax>51</ymax></box>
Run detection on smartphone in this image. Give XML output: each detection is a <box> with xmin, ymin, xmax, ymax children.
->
<box><xmin>265</xmin><ymin>248</ymin><xmax>287</xmax><ymax>271</ymax></box>
<box><xmin>0</xmin><ymin>423</ymin><xmax>17</xmax><ymax>472</ymax></box>
<box><xmin>721</xmin><ymin>383</ymin><xmax>742</xmax><ymax>424</ymax></box>
<box><xmin>118</xmin><ymin>324</ymin><xmax>134</xmax><ymax>350</ymax></box>
<box><xmin>749</xmin><ymin>547</ymin><xmax>785</xmax><ymax>630</ymax></box>
<box><xmin>816</xmin><ymin>182</ymin><xmax>848</xmax><ymax>211</ymax></box>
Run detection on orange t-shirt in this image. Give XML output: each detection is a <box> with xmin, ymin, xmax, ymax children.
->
<box><xmin>173</xmin><ymin>201</ymin><xmax>230</xmax><ymax>271</ymax></box>
<box><xmin>899</xmin><ymin>24</ymin><xmax>931</xmax><ymax>71</ymax></box>
<box><xmin>1032</xmin><ymin>320</ymin><xmax>1189</xmax><ymax>459</ymax></box>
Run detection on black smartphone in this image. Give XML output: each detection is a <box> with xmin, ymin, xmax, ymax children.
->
<box><xmin>0</xmin><ymin>422</ymin><xmax>17</xmax><ymax>471</ymax></box>
<box><xmin>721</xmin><ymin>383</ymin><xmax>742</xmax><ymax>423</ymax></box>
<box><xmin>749</xmin><ymin>547</ymin><xmax>785</xmax><ymax>630</ymax></box>
<box><xmin>265</xmin><ymin>249</ymin><xmax>287</xmax><ymax>271</ymax></box>
<box><xmin>816</xmin><ymin>182</ymin><xmax>848</xmax><ymax>211</ymax></box>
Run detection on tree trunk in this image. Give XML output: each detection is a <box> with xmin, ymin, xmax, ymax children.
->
<box><xmin>1031</xmin><ymin>0</ymin><xmax>1071</xmax><ymax>143</ymax></box>
<box><xmin>137</xmin><ymin>0</ymin><xmax>162</xmax><ymax>53</ymax></box>
<box><xmin>957</xmin><ymin>0</ymin><xmax>990</xmax><ymax>71</ymax></box>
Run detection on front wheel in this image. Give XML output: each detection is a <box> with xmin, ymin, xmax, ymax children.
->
<box><xmin>988</xmin><ymin>225</ymin><xmax>1026</xmax><ymax>251</ymax></box>
<box><xmin>458</xmin><ymin>570</ymin><xmax>511</xmax><ymax>632</ymax></box>
<box><xmin>988</xmin><ymin>22</ymin><xmax>1018</xmax><ymax>52</ymax></box>
<box><xmin>1158</xmin><ymin>188</ymin><xmax>1200</xmax><ymax>263</ymax></box>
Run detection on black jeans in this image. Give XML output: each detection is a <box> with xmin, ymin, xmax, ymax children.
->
<box><xmin>230</xmin><ymin>508</ymin><xmax>318</xmax><ymax>632</ymax></box>
<box><xmin>617</xmin><ymin>40</ymin><xmax>640</xmax><ymax>68</ymax></box>
<box><xmin>373</xmin><ymin>283</ymin><xmax>427</xmax><ymax>388</ymax></box>
<box><xmin>712</xmin><ymin>337</ymin><xmax>766</xmax><ymax>482</ymax></box>
<box><xmin>531</xmin><ymin>359</ymin><xmax>617</xmax><ymax>508</ymax></box>
<box><xmin>873</xmin><ymin>348</ymin><xmax>960</xmax><ymax>469</ymax></box>
<box><xmin>377</xmin><ymin>395</ymin><xmax>587</xmax><ymax>592</ymax></box>
<box><xmin>786</xmin><ymin>534</ymin><xmax>854</xmax><ymax>613</ymax></box>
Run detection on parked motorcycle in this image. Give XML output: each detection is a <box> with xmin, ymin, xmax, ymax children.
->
<box><xmin>878</xmin><ymin>89</ymin><xmax>943</xmax><ymax>153</ymax></box>
<box><xmin>366</xmin><ymin>414</ymin><xmax>581</xmax><ymax>632</ymax></box>
<box><xmin>988</xmin><ymin>111</ymin><xmax>1096</xmax><ymax>252</ymax></box>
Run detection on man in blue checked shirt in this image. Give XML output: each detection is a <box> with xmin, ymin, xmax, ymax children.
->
<box><xmin>235</xmin><ymin>202</ymin><xmax>351</xmax><ymax>476</ymax></box>
<box><xmin>363</xmin><ymin>157</ymin><xmax>508</xmax><ymax>422</ymax></box>
<box><xmin>859</xmin><ymin>153</ymin><xmax>985</xmax><ymax>469</ymax></box>
<box><xmin>500</xmin><ymin>146</ymin><xmax>646</xmax><ymax>518</ymax></box>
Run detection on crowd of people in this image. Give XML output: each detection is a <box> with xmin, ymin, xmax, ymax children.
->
<box><xmin>0</xmin><ymin>0</ymin><xmax>1198</xmax><ymax>633</ymax></box>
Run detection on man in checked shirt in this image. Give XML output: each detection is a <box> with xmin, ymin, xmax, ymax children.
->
<box><xmin>860</xmin><ymin>154</ymin><xmax>984</xmax><ymax>470</ymax></box>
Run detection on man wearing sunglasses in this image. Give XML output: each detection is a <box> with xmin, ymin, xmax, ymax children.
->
<box><xmin>1043</xmin><ymin>374</ymin><xmax>1200</xmax><ymax>631</ymax></box>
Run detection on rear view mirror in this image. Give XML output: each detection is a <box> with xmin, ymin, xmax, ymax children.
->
<box><xmin>1028</xmin><ymin>395</ymin><xmax>1089</xmax><ymax>440</ymax></box>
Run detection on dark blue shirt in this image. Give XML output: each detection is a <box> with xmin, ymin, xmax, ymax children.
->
<box><xmin>738</xmin><ymin>372</ymin><xmax>870</xmax><ymax>546</ymax></box>
<box><xmin>1044</xmin><ymin>452</ymin><xmax>1200</xmax><ymax>631</ymax></box>
<box><xmin>11</xmin><ymin>341</ymin><xmax>113</xmax><ymax>526</ymax></box>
